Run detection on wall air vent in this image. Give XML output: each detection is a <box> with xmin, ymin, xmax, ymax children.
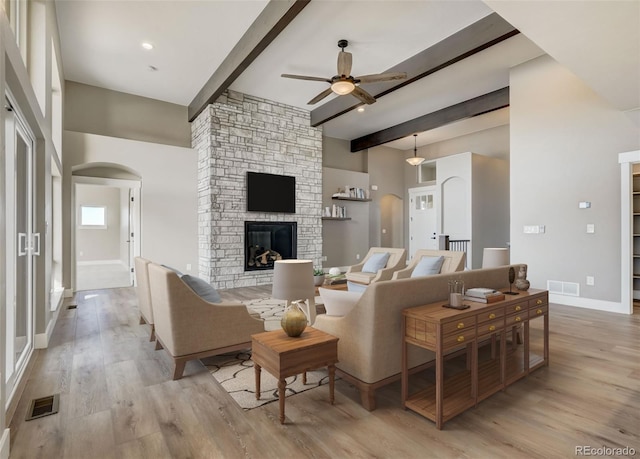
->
<box><xmin>547</xmin><ymin>280</ymin><xmax>579</xmax><ymax>297</ymax></box>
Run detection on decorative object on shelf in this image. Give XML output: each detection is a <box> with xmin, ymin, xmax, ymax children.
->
<box><xmin>447</xmin><ymin>279</ymin><xmax>465</xmax><ymax>308</ymax></box>
<box><xmin>313</xmin><ymin>268</ymin><xmax>325</xmax><ymax>287</ymax></box>
<box><xmin>272</xmin><ymin>259</ymin><xmax>316</xmax><ymax>328</ymax></box>
<box><xmin>515</xmin><ymin>265</ymin><xmax>530</xmax><ymax>291</ymax></box>
<box><xmin>280</xmin><ymin>300</ymin><xmax>308</xmax><ymax>337</ymax></box>
<box><xmin>504</xmin><ymin>266</ymin><xmax>519</xmax><ymax>295</ymax></box>
<box><xmin>406</xmin><ymin>134</ymin><xmax>425</xmax><ymax>166</ymax></box>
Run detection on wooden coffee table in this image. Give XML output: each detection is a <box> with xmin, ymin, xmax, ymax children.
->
<box><xmin>251</xmin><ymin>327</ymin><xmax>339</xmax><ymax>424</ymax></box>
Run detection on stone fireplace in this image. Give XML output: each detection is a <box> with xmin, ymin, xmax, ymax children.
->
<box><xmin>191</xmin><ymin>90</ymin><xmax>323</xmax><ymax>289</ymax></box>
<box><xmin>245</xmin><ymin>221</ymin><xmax>297</xmax><ymax>271</ymax></box>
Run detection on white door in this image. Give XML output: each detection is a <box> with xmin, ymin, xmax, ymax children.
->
<box><xmin>409</xmin><ymin>186</ymin><xmax>438</xmax><ymax>259</ymax></box>
<box><xmin>4</xmin><ymin>95</ymin><xmax>37</xmax><ymax>406</ymax></box>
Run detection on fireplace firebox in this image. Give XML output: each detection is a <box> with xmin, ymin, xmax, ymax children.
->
<box><xmin>244</xmin><ymin>221</ymin><xmax>297</xmax><ymax>271</ymax></box>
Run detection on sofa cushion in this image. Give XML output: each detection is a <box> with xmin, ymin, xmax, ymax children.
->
<box><xmin>362</xmin><ymin>252</ymin><xmax>390</xmax><ymax>273</ymax></box>
<box><xmin>180</xmin><ymin>274</ymin><xmax>222</xmax><ymax>304</ymax></box>
<box><xmin>318</xmin><ymin>288</ymin><xmax>363</xmax><ymax>316</ymax></box>
<box><xmin>411</xmin><ymin>256</ymin><xmax>445</xmax><ymax>278</ymax></box>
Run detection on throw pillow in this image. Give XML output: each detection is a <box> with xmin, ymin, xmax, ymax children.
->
<box><xmin>180</xmin><ymin>274</ymin><xmax>222</xmax><ymax>304</ymax></box>
<box><xmin>361</xmin><ymin>252</ymin><xmax>390</xmax><ymax>273</ymax></box>
<box><xmin>411</xmin><ymin>256</ymin><xmax>445</xmax><ymax>278</ymax></box>
<box><xmin>318</xmin><ymin>288</ymin><xmax>363</xmax><ymax>317</ymax></box>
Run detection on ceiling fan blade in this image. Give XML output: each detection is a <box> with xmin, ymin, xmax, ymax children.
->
<box><xmin>281</xmin><ymin>74</ymin><xmax>331</xmax><ymax>83</ymax></box>
<box><xmin>351</xmin><ymin>86</ymin><xmax>376</xmax><ymax>105</ymax></box>
<box><xmin>356</xmin><ymin>72</ymin><xmax>407</xmax><ymax>84</ymax></box>
<box><xmin>337</xmin><ymin>51</ymin><xmax>352</xmax><ymax>77</ymax></box>
<box><xmin>307</xmin><ymin>87</ymin><xmax>334</xmax><ymax>105</ymax></box>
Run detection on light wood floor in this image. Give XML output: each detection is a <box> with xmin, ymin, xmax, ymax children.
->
<box><xmin>7</xmin><ymin>286</ymin><xmax>640</xmax><ymax>458</ymax></box>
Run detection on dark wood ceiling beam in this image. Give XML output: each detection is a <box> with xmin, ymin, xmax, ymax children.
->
<box><xmin>188</xmin><ymin>0</ymin><xmax>310</xmax><ymax>122</ymax></box>
<box><xmin>310</xmin><ymin>12</ymin><xmax>518</xmax><ymax>127</ymax></box>
<box><xmin>350</xmin><ymin>87</ymin><xmax>509</xmax><ymax>152</ymax></box>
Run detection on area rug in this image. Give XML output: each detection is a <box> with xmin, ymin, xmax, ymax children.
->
<box><xmin>201</xmin><ymin>297</ymin><xmax>333</xmax><ymax>411</ymax></box>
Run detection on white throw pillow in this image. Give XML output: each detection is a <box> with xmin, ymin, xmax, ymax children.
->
<box><xmin>411</xmin><ymin>256</ymin><xmax>445</xmax><ymax>278</ymax></box>
<box><xmin>318</xmin><ymin>288</ymin><xmax>363</xmax><ymax>317</ymax></box>
<box><xmin>361</xmin><ymin>252</ymin><xmax>390</xmax><ymax>273</ymax></box>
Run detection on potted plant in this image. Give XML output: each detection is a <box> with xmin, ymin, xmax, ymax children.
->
<box><xmin>313</xmin><ymin>268</ymin><xmax>325</xmax><ymax>286</ymax></box>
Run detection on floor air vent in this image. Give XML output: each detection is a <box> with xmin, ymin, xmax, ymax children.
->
<box><xmin>25</xmin><ymin>394</ymin><xmax>60</xmax><ymax>421</ymax></box>
<box><xmin>67</xmin><ymin>304</ymin><xmax>77</xmax><ymax>310</ymax></box>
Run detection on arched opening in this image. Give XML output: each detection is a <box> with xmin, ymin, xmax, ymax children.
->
<box><xmin>380</xmin><ymin>194</ymin><xmax>403</xmax><ymax>248</ymax></box>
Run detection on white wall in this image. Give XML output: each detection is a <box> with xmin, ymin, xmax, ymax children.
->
<box><xmin>510</xmin><ymin>55</ymin><xmax>640</xmax><ymax>312</ymax></box>
<box><xmin>75</xmin><ymin>185</ymin><xmax>121</xmax><ymax>262</ymax></box>
<box><xmin>63</xmin><ymin>132</ymin><xmax>198</xmax><ymax>280</ymax></box>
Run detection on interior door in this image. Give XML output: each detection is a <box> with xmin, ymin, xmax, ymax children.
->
<box><xmin>4</xmin><ymin>95</ymin><xmax>36</xmax><ymax>405</ymax></box>
<box><xmin>409</xmin><ymin>186</ymin><xmax>438</xmax><ymax>259</ymax></box>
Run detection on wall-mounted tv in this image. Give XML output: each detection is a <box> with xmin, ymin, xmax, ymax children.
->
<box><xmin>246</xmin><ymin>172</ymin><xmax>296</xmax><ymax>213</ymax></box>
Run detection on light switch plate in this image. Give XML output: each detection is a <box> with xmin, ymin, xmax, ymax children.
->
<box><xmin>586</xmin><ymin>276</ymin><xmax>594</xmax><ymax>286</ymax></box>
<box><xmin>586</xmin><ymin>224</ymin><xmax>595</xmax><ymax>234</ymax></box>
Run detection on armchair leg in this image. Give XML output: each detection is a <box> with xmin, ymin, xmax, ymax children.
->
<box><xmin>149</xmin><ymin>324</ymin><xmax>155</xmax><ymax>342</ymax></box>
<box><xmin>155</xmin><ymin>340</ymin><xmax>163</xmax><ymax>350</ymax></box>
<box><xmin>139</xmin><ymin>315</ymin><xmax>146</xmax><ymax>325</ymax></box>
<box><xmin>173</xmin><ymin>360</ymin><xmax>187</xmax><ymax>380</ymax></box>
<box><xmin>360</xmin><ymin>387</ymin><xmax>376</xmax><ymax>411</ymax></box>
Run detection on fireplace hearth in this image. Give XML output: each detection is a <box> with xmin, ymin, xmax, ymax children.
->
<box><xmin>245</xmin><ymin>221</ymin><xmax>297</xmax><ymax>271</ymax></box>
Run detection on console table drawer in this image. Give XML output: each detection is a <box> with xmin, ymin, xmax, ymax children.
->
<box><xmin>442</xmin><ymin>328</ymin><xmax>475</xmax><ymax>350</ymax></box>
<box><xmin>529</xmin><ymin>304</ymin><xmax>548</xmax><ymax>318</ymax></box>
<box><xmin>442</xmin><ymin>317</ymin><xmax>476</xmax><ymax>335</ymax></box>
<box><xmin>477</xmin><ymin>319</ymin><xmax>505</xmax><ymax>339</ymax></box>
<box><xmin>529</xmin><ymin>296</ymin><xmax>548</xmax><ymax>309</ymax></box>
<box><xmin>506</xmin><ymin>313</ymin><xmax>526</xmax><ymax>327</ymax></box>
<box><xmin>506</xmin><ymin>302</ymin><xmax>526</xmax><ymax>314</ymax></box>
<box><xmin>477</xmin><ymin>308</ymin><xmax>504</xmax><ymax>323</ymax></box>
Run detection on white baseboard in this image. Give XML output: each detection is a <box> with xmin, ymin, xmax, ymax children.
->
<box><xmin>35</xmin><ymin>302</ymin><xmax>63</xmax><ymax>349</ymax></box>
<box><xmin>549</xmin><ymin>294</ymin><xmax>628</xmax><ymax>314</ymax></box>
<box><xmin>77</xmin><ymin>259</ymin><xmax>124</xmax><ymax>266</ymax></box>
<box><xmin>0</xmin><ymin>429</ymin><xmax>9</xmax><ymax>459</ymax></box>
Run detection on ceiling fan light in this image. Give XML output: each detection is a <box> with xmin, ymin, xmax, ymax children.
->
<box><xmin>406</xmin><ymin>156</ymin><xmax>425</xmax><ymax>166</ymax></box>
<box><xmin>331</xmin><ymin>80</ymin><xmax>355</xmax><ymax>95</ymax></box>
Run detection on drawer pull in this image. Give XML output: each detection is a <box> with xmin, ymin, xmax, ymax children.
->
<box><xmin>515</xmin><ymin>316</ymin><xmax>522</xmax><ymax>322</ymax></box>
<box><xmin>536</xmin><ymin>309</ymin><xmax>543</xmax><ymax>315</ymax></box>
<box><xmin>488</xmin><ymin>313</ymin><xmax>496</xmax><ymax>319</ymax></box>
<box><xmin>457</xmin><ymin>322</ymin><xmax>465</xmax><ymax>329</ymax></box>
<box><xmin>488</xmin><ymin>325</ymin><xmax>496</xmax><ymax>332</ymax></box>
<box><xmin>515</xmin><ymin>305</ymin><xmax>522</xmax><ymax>311</ymax></box>
<box><xmin>536</xmin><ymin>299</ymin><xmax>543</xmax><ymax>305</ymax></box>
<box><xmin>457</xmin><ymin>336</ymin><xmax>465</xmax><ymax>343</ymax></box>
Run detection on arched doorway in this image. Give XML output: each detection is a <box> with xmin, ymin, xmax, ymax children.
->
<box><xmin>380</xmin><ymin>194</ymin><xmax>403</xmax><ymax>248</ymax></box>
<box><xmin>72</xmin><ymin>163</ymin><xmax>141</xmax><ymax>291</ymax></box>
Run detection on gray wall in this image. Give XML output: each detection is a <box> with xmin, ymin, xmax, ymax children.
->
<box><xmin>65</xmin><ymin>81</ymin><xmax>191</xmax><ymax>148</ymax></box>
<box><xmin>323</xmin><ymin>136</ymin><xmax>367</xmax><ymax>172</ymax></box>
<box><xmin>510</xmin><ymin>55</ymin><xmax>640</xmax><ymax>306</ymax></box>
<box><xmin>75</xmin><ymin>185</ymin><xmax>121</xmax><ymax>262</ymax></box>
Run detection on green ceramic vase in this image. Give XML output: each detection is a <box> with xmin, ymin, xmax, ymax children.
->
<box><xmin>281</xmin><ymin>300</ymin><xmax>308</xmax><ymax>337</ymax></box>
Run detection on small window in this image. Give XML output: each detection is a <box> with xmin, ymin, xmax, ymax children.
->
<box><xmin>79</xmin><ymin>206</ymin><xmax>106</xmax><ymax>228</ymax></box>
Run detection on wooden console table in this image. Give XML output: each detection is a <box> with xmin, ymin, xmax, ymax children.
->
<box><xmin>401</xmin><ymin>289</ymin><xmax>549</xmax><ymax>429</ymax></box>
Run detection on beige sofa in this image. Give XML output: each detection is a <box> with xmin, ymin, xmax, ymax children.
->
<box><xmin>313</xmin><ymin>264</ymin><xmax>525</xmax><ymax>410</ymax></box>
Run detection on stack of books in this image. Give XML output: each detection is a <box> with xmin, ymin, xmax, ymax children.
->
<box><xmin>464</xmin><ymin>287</ymin><xmax>505</xmax><ymax>304</ymax></box>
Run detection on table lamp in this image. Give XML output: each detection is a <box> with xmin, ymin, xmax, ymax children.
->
<box><xmin>481</xmin><ymin>248</ymin><xmax>509</xmax><ymax>268</ymax></box>
<box><xmin>272</xmin><ymin>260</ymin><xmax>316</xmax><ymax>335</ymax></box>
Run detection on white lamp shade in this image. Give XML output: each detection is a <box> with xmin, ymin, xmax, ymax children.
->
<box><xmin>482</xmin><ymin>248</ymin><xmax>509</xmax><ymax>268</ymax></box>
<box><xmin>272</xmin><ymin>259</ymin><xmax>314</xmax><ymax>301</ymax></box>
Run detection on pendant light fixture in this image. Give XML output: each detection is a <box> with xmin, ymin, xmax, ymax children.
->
<box><xmin>406</xmin><ymin>134</ymin><xmax>425</xmax><ymax>166</ymax></box>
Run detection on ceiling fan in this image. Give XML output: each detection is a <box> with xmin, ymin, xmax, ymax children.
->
<box><xmin>281</xmin><ymin>39</ymin><xmax>407</xmax><ymax>105</ymax></box>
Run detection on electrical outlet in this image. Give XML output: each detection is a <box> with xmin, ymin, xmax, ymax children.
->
<box><xmin>356</xmin><ymin>253</ymin><xmax>360</xmax><ymax>260</ymax></box>
<box><xmin>321</xmin><ymin>255</ymin><xmax>327</xmax><ymax>261</ymax></box>
<box><xmin>186</xmin><ymin>264</ymin><xmax>192</xmax><ymax>271</ymax></box>
<box><xmin>586</xmin><ymin>224</ymin><xmax>595</xmax><ymax>234</ymax></box>
<box><xmin>586</xmin><ymin>276</ymin><xmax>594</xmax><ymax>286</ymax></box>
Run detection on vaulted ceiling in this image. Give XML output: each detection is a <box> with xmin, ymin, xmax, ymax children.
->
<box><xmin>55</xmin><ymin>0</ymin><xmax>639</xmax><ymax>151</ymax></box>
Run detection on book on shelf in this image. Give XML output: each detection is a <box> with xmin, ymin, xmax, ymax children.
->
<box><xmin>465</xmin><ymin>287</ymin><xmax>501</xmax><ymax>299</ymax></box>
<box><xmin>463</xmin><ymin>293</ymin><xmax>505</xmax><ymax>304</ymax></box>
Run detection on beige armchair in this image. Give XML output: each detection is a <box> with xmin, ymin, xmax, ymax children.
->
<box><xmin>147</xmin><ymin>264</ymin><xmax>265</xmax><ymax>380</ymax></box>
<box><xmin>392</xmin><ymin>249</ymin><xmax>465</xmax><ymax>280</ymax></box>
<box><xmin>345</xmin><ymin>247</ymin><xmax>407</xmax><ymax>286</ymax></box>
<box><xmin>134</xmin><ymin>257</ymin><xmax>155</xmax><ymax>341</ymax></box>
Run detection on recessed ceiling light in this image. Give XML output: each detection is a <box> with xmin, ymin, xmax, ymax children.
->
<box><xmin>357</xmin><ymin>107</ymin><xmax>365</xmax><ymax>113</ymax></box>
<box><xmin>142</xmin><ymin>42</ymin><xmax>154</xmax><ymax>50</ymax></box>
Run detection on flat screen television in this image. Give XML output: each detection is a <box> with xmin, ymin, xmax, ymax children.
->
<box><xmin>246</xmin><ymin>172</ymin><xmax>296</xmax><ymax>213</ymax></box>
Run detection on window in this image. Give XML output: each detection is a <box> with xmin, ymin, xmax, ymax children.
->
<box><xmin>79</xmin><ymin>206</ymin><xmax>106</xmax><ymax>228</ymax></box>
